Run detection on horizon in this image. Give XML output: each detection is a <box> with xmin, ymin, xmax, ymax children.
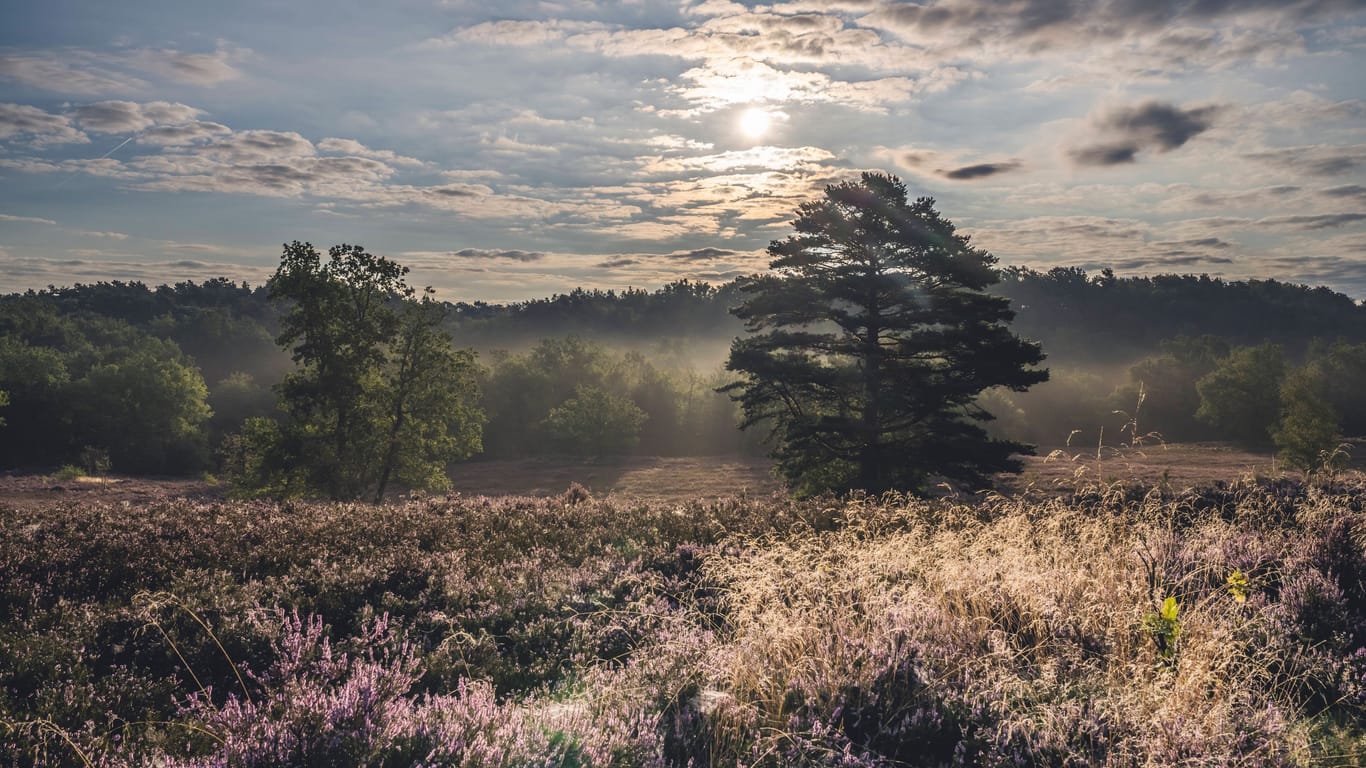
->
<box><xmin>2</xmin><ymin>1</ymin><xmax>1365</xmax><ymax>302</ymax></box>
<box><xmin>7</xmin><ymin>261</ymin><xmax>1366</xmax><ymax>308</ymax></box>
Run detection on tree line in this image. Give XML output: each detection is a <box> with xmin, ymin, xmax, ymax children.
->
<box><xmin>991</xmin><ymin>336</ymin><xmax>1366</xmax><ymax>470</ymax></box>
<box><xmin>3</xmin><ymin>175</ymin><xmax>1364</xmax><ymax>496</ymax></box>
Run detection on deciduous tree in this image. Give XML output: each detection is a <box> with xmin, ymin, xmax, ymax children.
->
<box><xmin>1195</xmin><ymin>343</ymin><xmax>1286</xmax><ymax>449</ymax></box>
<box><xmin>254</xmin><ymin>242</ymin><xmax>482</xmax><ymax>500</ymax></box>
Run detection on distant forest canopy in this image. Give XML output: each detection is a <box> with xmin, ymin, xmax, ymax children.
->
<box><xmin>1</xmin><ymin>266</ymin><xmax>1364</xmax><ymax>477</ymax></box>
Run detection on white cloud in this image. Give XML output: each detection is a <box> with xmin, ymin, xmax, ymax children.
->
<box><xmin>317</xmin><ymin>138</ymin><xmax>425</xmax><ymax>167</ymax></box>
<box><xmin>71</xmin><ymin>100</ymin><xmax>204</xmax><ymax>133</ymax></box>
<box><xmin>0</xmin><ymin>213</ymin><xmax>57</xmax><ymax>225</ymax></box>
<box><xmin>0</xmin><ymin>103</ymin><xmax>88</xmax><ymax>146</ymax></box>
<box><xmin>0</xmin><ymin>45</ymin><xmax>244</xmax><ymax>95</ymax></box>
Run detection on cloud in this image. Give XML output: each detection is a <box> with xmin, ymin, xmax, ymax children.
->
<box><xmin>1069</xmin><ymin>143</ymin><xmax>1139</xmax><ymax>166</ymax></box>
<box><xmin>0</xmin><ymin>213</ymin><xmax>57</xmax><ymax>225</ymax></box>
<box><xmin>1070</xmin><ymin>101</ymin><xmax>1222</xmax><ymax>166</ymax></box>
<box><xmin>438</xmin><ymin>10</ymin><xmax>963</xmax><ymax>117</ymax></box>
<box><xmin>128</xmin><ymin>46</ymin><xmax>244</xmax><ymax>85</ymax></box>
<box><xmin>317</xmin><ymin>138</ymin><xmax>425</xmax><ymax>168</ymax></box>
<box><xmin>941</xmin><ymin>160</ymin><xmax>1022</xmax><ymax>180</ymax></box>
<box><xmin>867</xmin><ymin>0</ymin><xmax>1355</xmax><ymax>64</ymax></box>
<box><xmin>1152</xmin><ymin>237</ymin><xmax>1234</xmax><ymax>250</ymax></box>
<box><xmin>0</xmin><ymin>45</ymin><xmax>243</xmax><ymax>95</ymax></box>
<box><xmin>0</xmin><ymin>251</ymin><xmax>271</xmax><ymax>291</ymax></box>
<box><xmin>1246</xmin><ymin>144</ymin><xmax>1366</xmax><ymax>176</ymax></box>
<box><xmin>447</xmin><ymin>248</ymin><xmax>547</xmax><ymax>262</ymax></box>
<box><xmin>1092</xmin><ymin>254</ymin><xmax>1235</xmax><ymax>270</ymax></box>
<box><xmin>137</xmin><ymin>121</ymin><xmax>232</xmax><ymax>146</ymax></box>
<box><xmin>1320</xmin><ymin>184</ymin><xmax>1366</xmax><ymax>201</ymax></box>
<box><xmin>640</xmin><ymin>145</ymin><xmax>837</xmax><ymax>175</ymax></box>
<box><xmin>661</xmin><ymin>57</ymin><xmax>944</xmax><ymax>114</ymax></box>
<box><xmin>161</xmin><ymin>241</ymin><xmax>234</xmax><ymax>254</ymax></box>
<box><xmin>890</xmin><ymin>147</ymin><xmax>1025</xmax><ymax>182</ymax></box>
<box><xmin>672</xmin><ymin>247</ymin><xmax>737</xmax><ymax>260</ymax></box>
<box><xmin>70</xmin><ymin>100</ymin><xmax>203</xmax><ymax>133</ymax></box>
<box><xmin>0</xmin><ymin>51</ymin><xmax>145</xmax><ymax>94</ymax></box>
<box><xmin>1256</xmin><ymin>213</ymin><xmax>1366</xmax><ymax>230</ymax></box>
<box><xmin>195</xmin><ymin>130</ymin><xmax>316</xmax><ymax>163</ymax></box>
<box><xmin>0</xmin><ymin>102</ymin><xmax>87</xmax><ymax>146</ymax></box>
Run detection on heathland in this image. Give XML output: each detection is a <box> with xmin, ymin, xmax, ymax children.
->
<box><xmin>3</xmin><ymin>472</ymin><xmax>1365</xmax><ymax>765</ymax></box>
<box><xmin>5</xmin><ymin>235</ymin><xmax>1366</xmax><ymax>764</ymax></box>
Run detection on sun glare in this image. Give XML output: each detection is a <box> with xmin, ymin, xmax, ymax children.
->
<box><xmin>739</xmin><ymin>107</ymin><xmax>772</xmax><ymax>140</ymax></box>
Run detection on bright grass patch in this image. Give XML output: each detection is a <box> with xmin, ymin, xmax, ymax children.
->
<box><xmin>2</xmin><ymin>480</ymin><xmax>1364</xmax><ymax>765</ymax></box>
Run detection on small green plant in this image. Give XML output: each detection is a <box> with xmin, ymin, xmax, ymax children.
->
<box><xmin>1143</xmin><ymin>596</ymin><xmax>1182</xmax><ymax>662</ymax></box>
<box><xmin>52</xmin><ymin>464</ymin><xmax>84</xmax><ymax>482</ymax></box>
<box><xmin>1226</xmin><ymin>570</ymin><xmax>1251</xmax><ymax>603</ymax></box>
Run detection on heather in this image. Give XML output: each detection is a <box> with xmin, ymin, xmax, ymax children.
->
<box><xmin>3</xmin><ymin>479</ymin><xmax>1365</xmax><ymax>765</ymax></box>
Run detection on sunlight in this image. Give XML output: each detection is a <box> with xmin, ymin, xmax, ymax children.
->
<box><xmin>738</xmin><ymin>107</ymin><xmax>772</xmax><ymax>141</ymax></box>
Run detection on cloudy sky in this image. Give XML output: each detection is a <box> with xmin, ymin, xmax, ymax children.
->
<box><xmin>1</xmin><ymin>0</ymin><xmax>1364</xmax><ymax>301</ymax></box>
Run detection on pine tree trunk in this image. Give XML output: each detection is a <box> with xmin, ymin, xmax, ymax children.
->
<box><xmin>860</xmin><ymin>320</ymin><xmax>883</xmax><ymax>493</ymax></box>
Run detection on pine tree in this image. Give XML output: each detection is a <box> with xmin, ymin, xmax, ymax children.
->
<box><xmin>723</xmin><ymin>172</ymin><xmax>1047</xmax><ymax>495</ymax></box>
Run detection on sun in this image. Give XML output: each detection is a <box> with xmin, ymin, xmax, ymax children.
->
<box><xmin>738</xmin><ymin>107</ymin><xmax>772</xmax><ymax>140</ymax></box>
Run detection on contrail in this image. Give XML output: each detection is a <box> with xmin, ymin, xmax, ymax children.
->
<box><xmin>54</xmin><ymin>134</ymin><xmax>135</xmax><ymax>190</ymax></box>
<box><xmin>97</xmin><ymin>134</ymin><xmax>135</xmax><ymax>160</ymax></box>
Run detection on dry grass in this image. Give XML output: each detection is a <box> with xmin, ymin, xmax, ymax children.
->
<box><xmin>2</xmin><ymin>474</ymin><xmax>1363</xmax><ymax>765</ymax></box>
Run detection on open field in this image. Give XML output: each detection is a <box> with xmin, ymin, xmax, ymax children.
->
<box><xmin>3</xmin><ymin>467</ymin><xmax>1365</xmax><ymax>765</ymax></box>
<box><xmin>3</xmin><ymin>442</ymin><xmax>1359</xmax><ymax>509</ymax></box>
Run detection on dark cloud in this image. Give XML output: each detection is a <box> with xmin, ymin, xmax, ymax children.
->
<box><xmin>1187</xmin><ymin>186</ymin><xmax>1300</xmax><ymax>207</ymax></box>
<box><xmin>1070</xmin><ymin>101</ymin><xmax>1221</xmax><ymax>166</ymax></box>
<box><xmin>431</xmin><ymin>186</ymin><xmax>481</xmax><ymax>198</ymax></box>
<box><xmin>1153</xmin><ymin>252</ymin><xmax>1235</xmax><ymax>262</ymax></box>
<box><xmin>901</xmin><ymin>151</ymin><xmax>931</xmax><ymax>167</ymax></box>
<box><xmin>941</xmin><ymin>160</ymin><xmax>1022</xmax><ymax>180</ymax></box>
<box><xmin>1258</xmin><ymin>251</ymin><xmax>1366</xmax><ymax>297</ymax></box>
<box><xmin>1147</xmin><ymin>255</ymin><xmax>1234</xmax><ymax>266</ymax></box>
<box><xmin>1258</xmin><ymin>213</ymin><xmax>1366</xmax><ymax>230</ymax></box>
<box><xmin>597</xmin><ymin>258</ymin><xmax>639</xmax><ymax>268</ymax></box>
<box><xmin>673</xmin><ymin>247</ymin><xmax>736</xmax><ymax>260</ymax></box>
<box><xmin>1246</xmin><ymin>145</ymin><xmax>1366</xmax><ymax>176</ymax></box>
<box><xmin>690</xmin><ymin>270</ymin><xmax>748</xmax><ymax>282</ymax></box>
<box><xmin>0</xmin><ymin>252</ymin><xmax>268</xmax><ymax>290</ymax></box>
<box><xmin>71</xmin><ymin>101</ymin><xmax>148</xmax><ymax>132</ymax></box>
<box><xmin>875</xmin><ymin>0</ymin><xmax>1363</xmax><ymax>51</ymax></box>
<box><xmin>1153</xmin><ymin>237</ymin><xmax>1234</xmax><ymax>249</ymax></box>
<box><xmin>1320</xmin><ymin>184</ymin><xmax>1366</xmax><ymax>200</ymax></box>
<box><xmin>1075</xmin><ymin>254</ymin><xmax>1234</xmax><ymax>271</ymax></box>
<box><xmin>450</xmin><ymin>248</ymin><xmax>545</xmax><ymax>261</ymax></box>
<box><xmin>1069</xmin><ymin>142</ymin><xmax>1139</xmax><ymax>166</ymax></box>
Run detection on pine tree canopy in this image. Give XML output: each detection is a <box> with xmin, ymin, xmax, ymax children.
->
<box><xmin>723</xmin><ymin>172</ymin><xmax>1048</xmax><ymax>495</ymax></box>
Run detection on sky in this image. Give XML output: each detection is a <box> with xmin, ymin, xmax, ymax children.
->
<box><xmin>1</xmin><ymin>0</ymin><xmax>1364</xmax><ymax>302</ymax></box>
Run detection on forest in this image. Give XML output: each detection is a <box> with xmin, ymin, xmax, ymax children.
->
<box><xmin>2</xmin><ymin>260</ymin><xmax>1364</xmax><ymax>487</ymax></box>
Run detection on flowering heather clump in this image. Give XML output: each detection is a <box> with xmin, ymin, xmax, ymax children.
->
<box><xmin>2</xmin><ymin>479</ymin><xmax>1364</xmax><ymax>765</ymax></box>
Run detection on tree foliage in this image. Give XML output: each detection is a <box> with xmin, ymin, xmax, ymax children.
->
<box><xmin>543</xmin><ymin>385</ymin><xmax>647</xmax><ymax>456</ymax></box>
<box><xmin>1115</xmin><ymin>335</ymin><xmax>1229</xmax><ymax>443</ymax></box>
<box><xmin>72</xmin><ymin>337</ymin><xmax>212</xmax><ymax>474</ymax></box>
<box><xmin>1274</xmin><ymin>369</ymin><xmax>1342</xmax><ymax>473</ymax></box>
<box><xmin>1195</xmin><ymin>343</ymin><xmax>1287</xmax><ymax>449</ymax></box>
<box><xmin>0</xmin><ymin>326</ymin><xmax>211</xmax><ymax>473</ymax></box>
<box><xmin>248</xmin><ymin>242</ymin><xmax>482</xmax><ymax>500</ymax></box>
<box><xmin>724</xmin><ymin>172</ymin><xmax>1048</xmax><ymax>495</ymax></box>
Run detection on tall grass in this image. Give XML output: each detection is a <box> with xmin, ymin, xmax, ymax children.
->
<box><xmin>1</xmin><ymin>480</ymin><xmax>1362</xmax><ymax>765</ymax></box>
